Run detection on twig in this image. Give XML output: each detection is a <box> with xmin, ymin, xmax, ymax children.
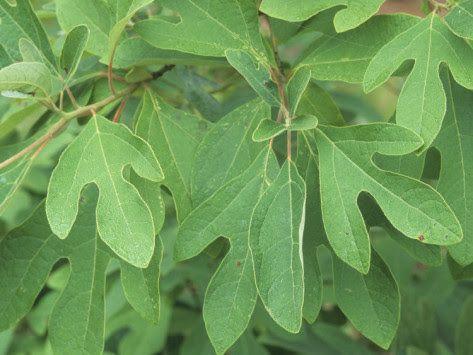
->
<box><xmin>113</xmin><ymin>96</ymin><xmax>129</xmax><ymax>123</ymax></box>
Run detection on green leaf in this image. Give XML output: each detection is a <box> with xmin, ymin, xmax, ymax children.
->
<box><xmin>134</xmin><ymin>0</ymin><xmax>264</xmax><ymax>57</ymax></box>
<box><xmin>364</xmin><ymin>14</ymin><xmax>473</xmax><ymax>149</ymax></box>
<box><xmin>0</xmin><ymin>0</ymin><xmax>56</xmax><ymax>66</ymax></box>
<box><xmin>252</xmin><ymin>115</ymin><xmax>318</xmax><ymax>142</ymax></box>
<box><xmin>297</xmin><ymin>81</ymin><xmax>344</xmax><ymax>126</ymax></box>
<box><xmin>108</xmin><ymin>0</ymin><xmax>154</xmax><ymax>59</ymax></box>
<box><xmin>249</xmin><ymin>160</ymin><xmax>306</xmax><ymax>333</ymax></box>
<box><xmin>135</xmin><ymin>91</ymin><xmax>211</xmax><ymax>221</ymax></box>
<box><xmin>191</xmin><ymin>99</ymin><xmax>269</xmax><ymax>206</ymax></box>
<box><xmin>260</xmin><ymin>0</ymin><xmax>385</xmax><ymax>31</ymax></box>
<box><xmin>300</xmin><ymin>14</ymin><xmax>420</xmax><ymax>83</ymax></box>
<box><xmin>56</xmin><ymin>0</ymin><xmax>112</xmax><ymax>57</ymax></box>
<box><xmin>445</xmin><ymin>0</ymin><xmax>473</xmax><ymax>40</ymax></box>
<box><xmin>226</xmin><ymin>49</ymin><xmax>280</xmax><ymax>107</ymax></box>
<box><xmin>0</xmin><ymin>190</ymin><xmax>163</xmax><ymax>354</ymax></box>
<box><xmin>0</xmin><ymin>62</ymin><xmax>61</xmax><ymax>98</ymax></box>
<box><xmin>113</xmin><ymin>37</ymin><xmax>226</xmax><ymax>68</ymax></box>
<box><xmin>455</xmin><ymin>296</ymin><xmax>473</xmax><ymax>355</ymax></box>
<box><xmin>434</xmin><ymin>75</ymin><xmax>473</xmax><ymax>266</ymax></box>
<box><xmin>46</xmin><ymin>115</ymin><xmax>163</xmax><ymax>268</ymax></box>
<box><xmin>176</xmin><ymin>149</ymin><xmax>278</xmax><ymax>354</ymax></box>
<box><xmin>296</xmin><ymin>132</ymin><xmax>324</xmax><ymax>323</ymax></box>
<box><xmin>314</xmin><ymin>123</ymin><xmax>462</xmax><ymax>273</ymax></box>
<box><xmin>60</xmin><ymin>25</ymin><xmax>90</xmax><ymax>80</ymax></box>
<box><xmin>287</xmin><ymin>67</ymin><xmax>311</xmax><ymax>117</ymax></box>
<box><xmin>333</xmin><ymin>250</ymin><xmax>400</xmax><ymax>349</ymax></box>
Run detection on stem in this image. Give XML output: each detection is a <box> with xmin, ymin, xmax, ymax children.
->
<box><xmin>261</xmin><ymin>13</ymin><xmax>292</xmax><ymax>159</ymax></box>
<box><xmin>113</xmin><ymin>96</ymin><xmax>129</xmax><ymax>123</ymax></box>
<box><xmin>108</xmin><ymin>44</ymin><xmax>118</xmax><ymax>95</ymax></box>
<box><xmin>0</xmin><ymin>65</ymin><xmax>176</xmax><ymax>171</ymax></box>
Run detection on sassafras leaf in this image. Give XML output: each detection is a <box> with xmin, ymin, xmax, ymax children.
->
<box><xmin>314</xmin><ymin>123</ymin><xmax>462</xmax><ymax>273</ymax></box>
<box><xmin>134</xmin><ymin>0</ymin><xmax>265</xmax><ymax>57</ymax></box>
<box><xmin>249</xmin><ymin>160</ymin><xmax>306</xmax><ymax>333</ymax></box>
<box><xmin>364</xmin><ymin>14</ymin><xmax>473</xmax><ymax>149</ymax></box>
<box><xmin>260</xmin><ymin>0</ymin><xmax>385</xmax><ymax>32</ymax></box>
<box><xmin>0</xmin><ymin>189</ymin><xmax>163</xmax><ymax>354</ymax></box>
<box><xmin>333</xmin><ymin>250</ymin><xmax>400</xmax><ymax>349</ymax></box>
<box><xmin>46</xmin><ymin>115</ymin><xmax>163</xmax><ymax>268</ymax></box>
<box><xmin>445</xmin><ymin>0</ymin><xmax>473</xmax><ymax>40</ymax></box>
<box><xmin>434</xmin><ymin>75</ymin><xmax>473</xmax><ymax>266</ymax></box>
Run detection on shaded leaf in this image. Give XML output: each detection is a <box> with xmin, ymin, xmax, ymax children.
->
<box><xmin>135</xmin><ymin>91</ymin><xmax>210</xmax><ymax>221</ymax></box>
<box><xmin>333</xmin><ymin>250</ymin><xmax>400</xmax><ymax>349</ymax></box>
<box><xmin>434</xmin><ymin>75</ymin><xmax>473</xmax><ymax>265</ymax></box>
<box><xmin>226</xmin><ymin>49</ymin><xmax>279</xmax><ymax>107</ymax></box>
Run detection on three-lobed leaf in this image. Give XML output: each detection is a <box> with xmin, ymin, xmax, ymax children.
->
<box><xmin>46</xmin><ymin>115</ymin><xmax>163</xmax><ymax>268</ymax></box>
<box><xmin>364</xmin><ymin>14</ymin><xmax>473</xmax><ymax>149</ymax></box>
<box><xmin>259</xmin><ymin>0</ymin><xmax>385</xmax><ymax>32</ymax></box>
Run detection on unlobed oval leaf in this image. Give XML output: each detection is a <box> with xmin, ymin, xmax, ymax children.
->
<box><xmin>249</xmin><ymin>160</ymin><xmax>306</xmax><ymax>333</ymax></box>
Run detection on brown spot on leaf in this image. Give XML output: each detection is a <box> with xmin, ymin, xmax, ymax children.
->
<box><xmin>418</xmin><ymin>234</ymin><xmax>425</xmax><ymax>242</ymax></box>
<box><xmin>236</xmin><ymin>261</ymin><xmax>241</xmax><ymax>267</ymax></box>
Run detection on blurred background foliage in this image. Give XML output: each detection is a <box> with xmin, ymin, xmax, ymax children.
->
<box><xmin>1</xmin><ymin>0</ymin><xmax>472</xmax><ymax>354</ymax></box>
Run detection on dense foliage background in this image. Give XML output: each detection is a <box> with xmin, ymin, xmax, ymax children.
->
<box><xmin>1</xmin><ymin>0</ymin><xmax>473</xmax><ymax>354</ymax></box>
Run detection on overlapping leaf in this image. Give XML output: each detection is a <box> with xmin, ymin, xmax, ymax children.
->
<box><xmin>60</xmin><ymin>25</ymin><xmax>90</xmax><ymax>80</ymax></box>
<box><xmin>299</xmin><ymin>14</ymin><xmax>420</xmax><ymax>83</ymax></box>
<box><xmin>364</xmin><ymin>14</ymin><xmax>473</xmax><ymax>149</ymax></box>
<box><xmin>249</xmin><ymin>160</ymin><xmax>306</xmax><ymax>333</ymax></box>
<box><xmin>134</xmin><ymin>0</ymin><xmax>265</xmax><ymax>57</ymax></box>
<box><xmin>134</xmin><ymin>91</ymin><xmax>210</xmax><ymax>221</ymax></box>
<box><xmin>0</xmin><ymin>189</ymin><xmax>163</xmax><ymax>354</ymax></box>
<box><xmin>434</xmin><ymin>75</ymin><xmax>473</xmax><ymax>266</ymax></box>
<box><xmin>313</xmin><ymin>123</ymin><xmax>462</xmax><ymax>273</ymax></box>
<box><xmin>46</xmin><ymin>115</ymin><xmax>163</xmax><ymax>268</ymax></box>
<box><xmin>445</xmin><ymin>0</ymin><xmax>473</xmax><ymax>40</ymax></box>
<box><xmin>176</xmin><ymin>149</ymin><xmax>278</xmax><ymax>354</ymax></box>
<box><xmin>0</xmin><ymin>0</ymin><xmax>56</xmax><ymax>66</ymax></box>
<box><xmin>333</xmin><ymin>250</ymin><xmax>400</xmax><ymax>349</ymax></box>
<box><xmin>259</xmin><ymin>0</ymin><xmax>384</xmax><ymax>32</ymax></box>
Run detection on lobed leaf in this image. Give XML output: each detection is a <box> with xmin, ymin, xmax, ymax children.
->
<box><xmin>364</xmin><ymin>14</ymin><xmax>473</xmax><ymax>149</ymax></box>
<box><xmin>313</xmin><ymin>123</ymin><xmax>462</xmax><ymax>273</ymax></box>
<box><xmin>46</xmin><ymin>115</ymin><xmax>163</xmax><ymax>268</ymax></box>
<box><xmin>259</xmin><ymin>0</ymin><xmax>385</xmax><ymax>32</ymax></box>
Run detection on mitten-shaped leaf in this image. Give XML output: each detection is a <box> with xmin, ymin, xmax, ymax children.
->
<box><xmin>176</xmin><ymin>150</ymin><xmax>278</xmax><ymax>354</ymax></box>
<box><xmin>46</xmin><ymin>115</ymin><xmax>163</xmax><ymax>268</ymax></box>
<box><xmin>135</xmin><ymin>91</ymin><xmax>210</xmax><ymax>221</ymax></box>
<box><xmin>260</xmin><ymin>0</ymin><xmax>385</xmax><ymax>32</ymax></box>
<box><xmin>434</xmin><ymin>75</ymin><xmax>473</xmax><ymax>266</ymax></box>
<box><xmin>445</xmin><ymin>0</ymin><xmax>473</xmax><ymax>40</ymax></box>
<box><xmin>0</xmin><ymin>189</ymin><xmax>163</xmax><ymax>354</ymax></box>
<box><xmin>364</xmin><ymin>14</ymin><xmax>473</xmax><ymax>149</ymax></box>
<box><xmin>134</xmin><ymin>0</ymin><xmax>264</xmax><ymax>57</ymax></box>
<box><xmin>314</xmin><ymin>123</ymin><xmax>462</xmax><ymax>273</ymax></box>
<box><xmin>333</xmin><ymin>250</ymin><xmax>400</xmax><ymax>349</ymax></box>
<box><xmin>300</xmin><ymin>14</ymin><xmax>419</xmax><ymax>84</ymax></box>
<box><xmin>249</xmin><ymin>160</ymin><xmax>306</xmax><ymax>333</ymax></box>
